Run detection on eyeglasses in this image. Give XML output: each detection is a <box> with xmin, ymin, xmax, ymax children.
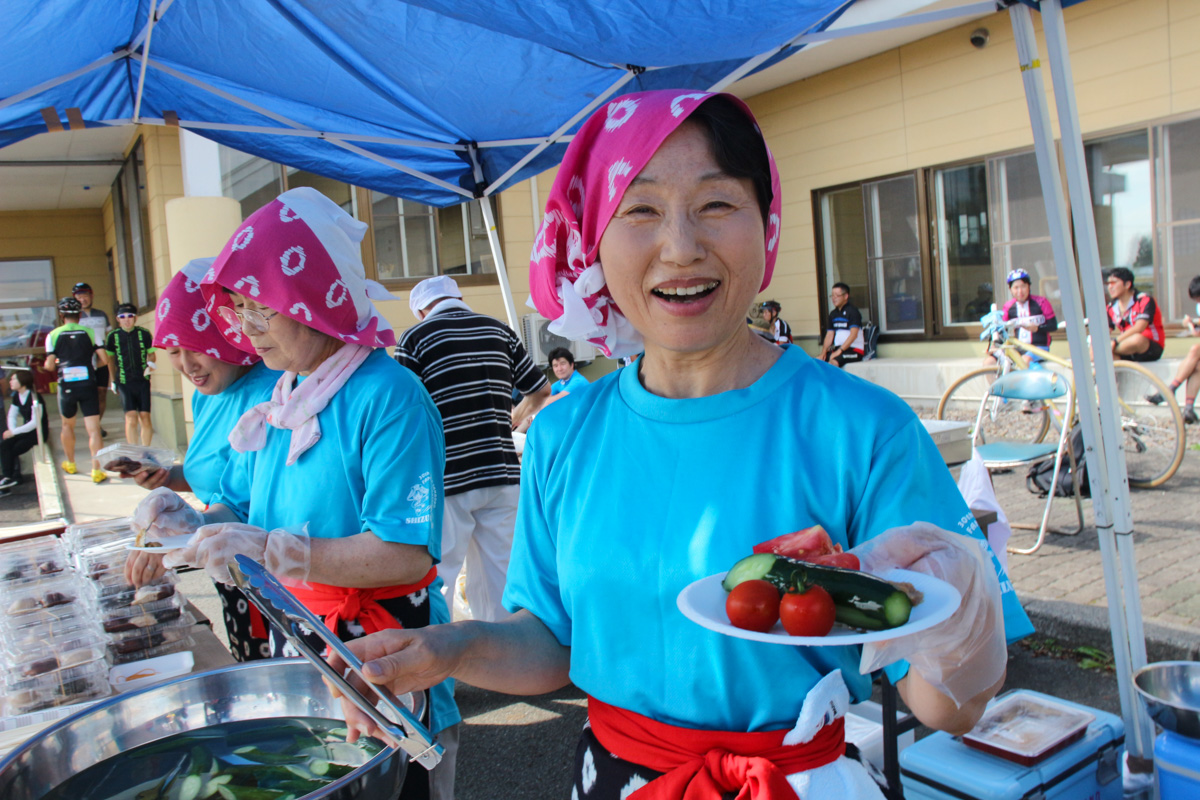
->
<box><xmin>117</xmin><ymin>313</ymin><xmax>136</xmax><ymax>319</ymax></box>
<box><xmin>215</xmin><ymin>305</ymin><xmax>280</xmax><ymax>334</ymax></box>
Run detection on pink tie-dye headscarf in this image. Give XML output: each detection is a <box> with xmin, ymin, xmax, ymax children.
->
<box><xmin>528</xmin><ymin>90</ymin><xmax>782</xmax><ymax>358</ymax></box>
<box><xmin>201</xmin><ymin>186</ymin><xmax>398</xmax><ymax>351</ymax></box>
<box><xmin>153</xmin><ymin>258</ymin><xmax>259</xmax><ymax>366</ymax></box>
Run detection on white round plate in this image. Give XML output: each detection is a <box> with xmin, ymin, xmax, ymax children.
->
<box><xmin>126</xmin><ymin>534</ymin><xmax>192</xmax><ymax>552</ymax></box>
<box><xmin>676</xmin><ymin>568</ymin><xmax>961</xmax><ymax>645</ymax></box>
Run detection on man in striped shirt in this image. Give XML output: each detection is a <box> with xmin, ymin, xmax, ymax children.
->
<box><xmin>397</xmin><ymin>276</ymin><xmax>550</xmax><ymax>622</ymax></box>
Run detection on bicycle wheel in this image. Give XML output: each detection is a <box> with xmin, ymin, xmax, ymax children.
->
<box><xmin>937</xmin><ymin>367</ymin><xmax>1051</xmax><ymax>444</ymax></box>
<box><xmin>1112</xmin><ymin>362</ymin><xmax>1185</xmax><ymax>488</ymax></box>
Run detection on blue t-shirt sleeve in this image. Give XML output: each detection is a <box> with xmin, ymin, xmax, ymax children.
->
<box><xmin>359</xmin><ymin>403</ymin><xmax>445</xmax><ymax>556</ymax></box>
<box><xmin>849</xmin><ymin>416</ymin><xmax>1034</xmax><ymax>685</ymax></box>
<box><xmin>502</xmin><ymin>432</ymin><xmax>572</xmax><ymax>646</ymax></box>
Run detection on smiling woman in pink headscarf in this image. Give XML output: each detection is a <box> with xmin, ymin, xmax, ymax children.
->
<box><xmin>327</xmin><ymin>91</ymin><xmax>1030</xmax><ymax>800</ymax></box>
<box><xmin>130</xmin><ymin>187</ymin><xmax>459</xmax><ymax>798</ymax></box>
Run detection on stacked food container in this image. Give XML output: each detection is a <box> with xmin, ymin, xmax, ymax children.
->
<box><xmin>0</xmin><ymin>538</ymin><xmax>111</xmax><ymax>716</ymax></box>
<box><xmin>64</xmin><ymin>518</ymin><xmax>195</xmax><ymax>666</ymax></box>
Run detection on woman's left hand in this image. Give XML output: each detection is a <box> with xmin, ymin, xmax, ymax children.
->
<box><xmin>163</xmin><ymin>523</ymin><xmax>311</xmax><ymax>585</ymax></box>
<box><xmin>852</xmin><ymin>523</ymin><xmax>1006</xmax><ymax>709</ymax></box>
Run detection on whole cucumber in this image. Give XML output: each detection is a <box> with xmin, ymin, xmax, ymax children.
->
<box><xmin>723</xmin><ymin>553</ymin><xmax>912</xmax><ymax>630</ymax></box>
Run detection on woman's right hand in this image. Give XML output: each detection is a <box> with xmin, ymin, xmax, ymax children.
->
<box><xmin>133</xmin><ymin>467</ymin><xmax>171</xmax><ymax>491</ymax></box>
<box><xmin>124</xmin><ymin>549</ymin><xmax>169</xmax><ymax>588</ymax></box>
<box><xmin>131</xmin><ymin>487</ymin><xmax>205</xmax><ymax>542</ymax></box>
<box><xmin>326</xmin><ymin>625</ymin><xmax>467</xmax><ymax>742</ymax></box>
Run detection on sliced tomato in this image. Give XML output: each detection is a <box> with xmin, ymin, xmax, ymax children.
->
<box><xmin>806</xmin><ymin>552</ymin><xmax>860</xmax><ymax>570</ymax></box>
<box><xmin>753</xmin><ymin>524</ymin><xmax>835</xmax><ymax>560</ymax></box>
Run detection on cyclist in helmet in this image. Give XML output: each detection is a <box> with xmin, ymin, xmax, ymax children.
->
<box><xmin>73</xmin><ymin>281</ymin><xmax>112</xmax><ymax>436</ymax></box>
<box><xmin>983</xmin><ymin>269</ymin><xmax>1057</xmax><ymax>366</ymax></box>
<box><xmin>44</xmin><ymin>297</ymin><xmax>109</xmax><ymax>482</ymax></box>
<box><xmin>759</xmin><ymin>300</ymin><xmax>792</xmax><ymax>346</ymax></box>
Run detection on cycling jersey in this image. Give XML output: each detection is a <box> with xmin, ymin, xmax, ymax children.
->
<box><xmin>769</xmin><ymin>317</ymin><xmax>793</xmax><ymax>346</ymax></box>
<box><xmin>1108</xmin><ymin>291</ymin><xmax>1165</xmax><ymax>345</ymax></box>
<box><xmin>45</xmin><ymin>323</ymin><xmax>99</xmax><ymax>391</ymax></box>
<box><xmin>828</xmin><ymin>303</ymin><xmax>863</xmax><ymax>352</ymax></box>
<box><xmin>105</xmin><ymin>327</ymin><xmax>155</xmax><ymax>385</ymax></box>
<box><xmin>1002</xmin><ymin>295</ymin><xmax>1057</xmax><ymax>347</ymax></box>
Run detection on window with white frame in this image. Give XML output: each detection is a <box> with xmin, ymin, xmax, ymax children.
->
<box><xmin>1155</xmin><ymin>118</ymin><xmax>1200</xmax><ymax>320</ymax></box>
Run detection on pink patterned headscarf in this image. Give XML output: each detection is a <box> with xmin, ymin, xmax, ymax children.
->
<box><xmin>153</xmin><ymin>258</ymin><xmax>259</xmax><ymax>366</ymax></box>
<box><xmin>201</xmin><ymin>187</ymin><xmax>398</xmax><ymax>351</ymax></box>
<box><xmin>528</xmin><ymin>90</ymin><xmax>782</xmax><ymax>358</ymax></box>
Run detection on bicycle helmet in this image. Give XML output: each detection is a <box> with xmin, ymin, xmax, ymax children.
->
<box><xmin>1006</xmin><ymin>268</ymin><xmax>1031</xmax><ymax>286</ymax></box>
<box><xmin>57</xmin><ymin>296</ymin><xmax>82</xmax><ymax>314</ymax></box>
<box><xmin>761</xmin><ymin>300</ymin><xmax>781</xmax><ymax>313</ymax></box>
<box><xmin>71</xmin><ymin>282</ymin><xmax>93</xmax><ymax>294</ymax></box>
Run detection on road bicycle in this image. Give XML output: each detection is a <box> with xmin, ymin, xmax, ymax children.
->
<box><xmin>936</xmin><ymin>313</ymin><xmax>1186</xmax><ymax>488</ymax></box>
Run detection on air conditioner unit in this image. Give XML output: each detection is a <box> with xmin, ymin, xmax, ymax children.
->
<box><xmin>521</xmin><ymin>314</ymin><xmax>595</xmax><ymax>367</ymax></box>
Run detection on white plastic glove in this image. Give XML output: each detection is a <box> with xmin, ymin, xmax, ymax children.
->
<box><xmin>131</xmin><ymin>487</ymin><xmax>205</xmax><ymax>542</ymax></box>
<box><xmin>163</xmin><ymin>522</ymin><xmax>311</xmax><ymax>586</ymax></box>
<box><xmin>853</xmin><ymin>522</ymin><xmax>1007</xmax><ymax>708</ymax></box>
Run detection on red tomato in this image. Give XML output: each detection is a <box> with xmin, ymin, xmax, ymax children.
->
<box><xmin>806</xmin><ymin>552</ymin><xmax>860</xmax><ymax>570</ymax></box>
<box><xmin>753</xmin><ymin>525</ymin><xmax>835</xmax><ymax>560</ymax></box>
<box><xmin>779</xmin><ymin>585</ymin><xmax>837</xmax><ymax>637</ymax></box>
<box><xmin>725</xmin><ymin>580</ymin><xmax>781</xmax><ymax>632</ymax></box>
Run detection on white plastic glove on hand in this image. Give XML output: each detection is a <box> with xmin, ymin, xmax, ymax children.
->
<box><xmin>131</xmin><ymin>487</ymin><xmax>205</xmax><ymax>542</ymax></box>
<box><xmin>162</xmin><ymin>523</ymin><xmax>312</xmax><ymax>586</ymax></box>
<box><xmin>852</xmin><ymin>522</ymin><xmax>1007</xmax><ymax>708</ymax></box>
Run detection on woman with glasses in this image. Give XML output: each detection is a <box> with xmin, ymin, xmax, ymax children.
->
<box><xmin>131</xmin><ymin>187</ymin><xmax>459</xmax><ymax>799</ymax></box>
<box><xmin>124</xmin><ymin>258</ymin><xmax>280</xmax><ymax>665</ymax></box>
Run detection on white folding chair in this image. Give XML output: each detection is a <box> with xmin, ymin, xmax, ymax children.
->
<box><xmin>971</xmin><ymin>370</ymin><xmax>1084</xmax><ymax>555</ymax></box>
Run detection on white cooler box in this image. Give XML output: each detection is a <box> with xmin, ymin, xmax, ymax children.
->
<box><xmin>920</xmin><ymin>419</ymin><xmax>972</xmax><ymax>467</ymax></box>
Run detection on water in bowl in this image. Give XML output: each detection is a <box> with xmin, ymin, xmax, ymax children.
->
<box><xmin>38</xmin><ymin>716</ymin><xmax>385</xmax><ymax>800</ymax></box>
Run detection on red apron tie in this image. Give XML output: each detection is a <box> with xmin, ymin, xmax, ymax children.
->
<box><xmin>285</xmin><ymin>567</ymin><xmax>438</xmax><ymax>636</ymax></box>
<box><xmin>587</xmin><ymin>695</ymin><xmax>845</xmax><ymax>800</ymax></box>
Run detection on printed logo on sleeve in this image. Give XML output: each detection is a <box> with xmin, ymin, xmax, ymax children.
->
<box><xmin>405</xmin><ymin>471</ymin><xmax>435</xmax><ymax>525</ymax></box>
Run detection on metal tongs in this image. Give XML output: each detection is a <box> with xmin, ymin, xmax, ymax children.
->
<box><xmin>230</xmin><ymin>555</ymin><xmax>443</xmax><ymax>770</ymax></box>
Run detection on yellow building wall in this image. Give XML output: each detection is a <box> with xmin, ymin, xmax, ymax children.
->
<box><xmin>738</xmin><ymin>0</ymin><xmax>1197</xmax><ymax>354</ymax></box>
<box><xmin>0</xmin><ymin>209</ymin><xmax>110</xmax><ymax>312</ymax></box>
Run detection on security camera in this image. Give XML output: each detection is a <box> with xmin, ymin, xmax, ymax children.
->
<box><xmin>970</xmin><ymin>28</ymin><xmax>989</xmax><ymax>49</ymax></box>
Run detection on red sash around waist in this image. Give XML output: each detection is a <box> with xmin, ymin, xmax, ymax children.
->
<box><xmin>285</xmin><ymin>567</ymin><xmax>438</xmax><ymax>637</ymax></box>
<box><xmin>587</xmin><ymin>695</ymin><xmax>845</xmax><ymax>800</ymax></box>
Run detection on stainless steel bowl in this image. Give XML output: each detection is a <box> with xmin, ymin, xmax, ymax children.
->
<box><xmin>0</xmin><ymin>658</ymin><xmax>420</xmax><ymax>800</ymax></box>
<box><xmin>1133</xmin><ymin>660</ymin><xmax>1200</xmax><ymax>740</ymax></box>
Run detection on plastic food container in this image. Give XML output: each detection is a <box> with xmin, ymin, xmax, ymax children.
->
<box><xmin>4</xmin><ymin>661</ymin><xmax>112</xmax><ymax>714</ymax></box>
<box><xmin>108</xmin><ymin>650</ymin><xmax>194</xmax><ymax>692</ymax></box>
<box><xmin>96</xmin><ymin>443</ymin><xmax>176</xmax><ymax>475</ymax></box>
<box><xmin>962</xmin><ymin>692</ymin><xmax>1096</xmax><ymax>766</ymax></box>
<box><xmin>63</xmin><ymin>518</ymin><xmax>137</xmax><ymax>556</ymax></box>
<box><xmin>0</xmin><ymin>538</ymin><xmax>68</xmax><ymax>585</ymax></box>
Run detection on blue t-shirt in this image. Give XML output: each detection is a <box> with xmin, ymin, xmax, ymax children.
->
<box><xmin>212</xmin><ymin>349</ymin><xmax>459</xmax><ymax>732</ymax></box>
<box><xmin>505</xmin><ymin>346</ymin><xmax>1033</xmax><ymax>732</ymax></box>
<box><xmin>185</xmin><ymin>362</ymin><xmax>281</xmax><ymax>505</ymax></box>
<box><xmin>551</xmin><ymin>370</ymin><xmax>590</xmax><ymax>395</ymax></box>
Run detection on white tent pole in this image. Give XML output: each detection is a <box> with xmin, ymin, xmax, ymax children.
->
<box><xmin>1038</xmin><ymin>0</ymin><xmax>1154</xmax><ymax>761</ymax></box>
<box><xmin>96</xmin><ymin>117</ymin><xmax>468</xmax><ymax>150</ymax></box>
<box><xmin>146</xmin><ymin>60</ymin><xmax>474</xmax><ymax>198</ymax></box>
<box><xmin>792</xmin><ymin>0</ymin><xmax>996</xmax><ymax>45</ymax></box>
<box><xmin>129</xmin><ymin>0</ymin><xmax>176</xmax><ymax>51</ymax></box>
<box><xmin>132</xmin><ymin>0</ymin><xmax>160</xmax><ymax>123</ymax></box>
<box><xmin>0</xmin><ymin>50</ymin><xmax>128</xmax><ymax>113</ymax></box>
<box><xmin>470</xmin><ymin>146</ymin><xmax>519</xmax><ymax>330</ymax></box>
<box><xmin>483</xmin><ymin>70</ymin><xmax>638</xmax><ymax>196</ymax></box>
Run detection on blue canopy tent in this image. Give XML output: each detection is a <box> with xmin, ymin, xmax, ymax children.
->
<box><xmin>1</xmin><ymin>0</ymin><xmax>1154</xmax><ymax>776</ymax></box>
